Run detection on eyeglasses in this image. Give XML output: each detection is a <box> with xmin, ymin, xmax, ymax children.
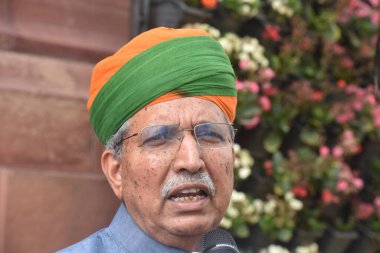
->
<box><xmin>118</xmin><ymin>123</ymin><xmax>237</xmax><ymax>149</ymax></box>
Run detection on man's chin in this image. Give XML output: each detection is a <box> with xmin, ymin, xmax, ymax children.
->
<box><xmin>166</xmin><ymin>216</ymin><xmax>219</xmax><ymax>237</ymax></box>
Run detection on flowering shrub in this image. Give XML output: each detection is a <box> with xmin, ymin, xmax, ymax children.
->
<box><xmin>186</xmin><ymin>0</ymin><xmax>261</xmax><ymax>18</ymax></box>
<box><xmin>234</xmin><ymin>144</ymin><xmax>254</xmax><ymax>181</ymax></box>
<box><xmin>355</xmin><ymin>197</ymin><xmax>380</xmax><ymax>232</ymax></box>
<box><xmin>220</xmin><ymin>189</ymin><xmax>304</xmax><ymax>241</ymax></box>
<box><xmin>182</xmin><ymin>0</ymin><xmax>380</xmax><ymax>249</ymax></box>
<box><xmin>259</xmin><ymin>243</ymin><xmax>319</xmax><ymax>253</ymax></box>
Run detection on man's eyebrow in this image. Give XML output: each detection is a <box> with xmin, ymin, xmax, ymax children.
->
<box><xmin>195</xmin><ymin>116</ymin><xmax>230</xmax><ymax>125</ymax></box>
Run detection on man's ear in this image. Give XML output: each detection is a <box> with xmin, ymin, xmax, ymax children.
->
<box><xmin>101</xmin><ymin>150</ymin><xmax>123</xmax><ymax>200</ymax></box>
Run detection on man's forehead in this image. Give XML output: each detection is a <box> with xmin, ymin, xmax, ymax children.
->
<box><xmin>130</xmin><ymin>98</ymin><xmax>227</xmax><ymax>127</ymax></box>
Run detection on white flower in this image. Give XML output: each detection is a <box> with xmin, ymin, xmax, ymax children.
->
<box><xmin>248</xmin><ymin>214</ymin><xmax>260</xmax><ymax>224</ymax></box>
<box><xmin>309</xmin><ymin>243</ymin><xmax>319</xmax><ymax>253</ymax></box>
<box><xmin>289</xmin><ymin>199</ymin><xmax>303</xmax><ymax>211</ymax></box>
<box><xmin>226</xmin><ymin>206</ymin><xmax>239</xmax><ymax>218</ymax></box>
<box><xmin>238</xmin><ymin>52</ymin><xmax>250</xmax><ymax>60</ymax></box>
<box><xmin>252</xmin><ymin>199</ymin><xmax>264</xmax><ymax>213</ymax></box>
<box><xmin>233</xmin><ymin>143</ymin><xmax>241</xmax><ymax>153</ymax></box>
<box><xmin>242</xmin><ymin>203</ymin><xmax>254</xmax><ymax>215</ymax></box>
<box><xmin>269</xmin><ymin>0</ymin><xmax>294</xmax><ymax>17</ymax></box>
<box><xmin>220</xmin><ymin>217</ymin><xmax>232</xmax><ymax>229</ymax></box>
<box><xmin>239</xmin><ymin>5</ymin><xmax>251</xmax><ymax>16</ymax></box>
<box><xmin>267</xmin><ymin>244</ymin><xmax>290</xmax><ymax>253</ymax></box>
<box><xmin>295</xmin><ymin>243</ymin><xmax>319</xmax><ymax>253</ymax></box>
<box><xmin>240</xmin><ymin>150</ymin><xmax>254</xmax><ymax>167</ymax></box>
<box><xmin>238</xmin><ymin>166</ymin><xmax>251</xmax><ymax>179</ymax></box>
<box><xmin>261</xmin><ymin>58</ymin><xmax>269</xmax><ymax>67</ymax></box>
<box><xmin>264</xmin><ymin>199</ymin><xmax>277</xmax><ymax>214</ymax></box>
<box><xmin>231</xmin><ymin>190</ymin><xmax>247</xmax><ymax>203</ymax></box>
<box><xmin>285</xmin><ymin>191</ymin><xmax>294</xmax><ymax>201</ymax></box>
<box><xmin>208</xmin><ymin>27</ymin><xmax>221</xmax><ymax>39</ymax></box>
<box><xmin>219</xmin><ymin>38</ymin><xmax>233</xmax><ymax>55</ymax></box>
<box><xmin>184</xmin><ymin>23</ymin><xmax>221</xmax><ymax>39</ymax></box>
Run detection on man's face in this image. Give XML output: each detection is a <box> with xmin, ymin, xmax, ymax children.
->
<box><xmin>119</xmin><ymin>97</ymin><xmax>234</xmax><ymax>250</ymax></box>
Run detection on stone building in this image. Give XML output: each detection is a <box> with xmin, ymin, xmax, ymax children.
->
<box><xmin>0</xmin><ymin>1</ymin><xmax>134</xmax><ymax>252</ymax></box>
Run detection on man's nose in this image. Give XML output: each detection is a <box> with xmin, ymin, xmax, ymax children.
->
<box><xmin>172</xmin><ymin>132</ymin><xmax>205</xmax><ymax>173</ymax></box>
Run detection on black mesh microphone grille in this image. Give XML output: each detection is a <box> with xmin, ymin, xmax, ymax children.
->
<box><xmin>200</xmin><ymin>229</ymin><xmax>239</xmax><ymax>253</ymax></box>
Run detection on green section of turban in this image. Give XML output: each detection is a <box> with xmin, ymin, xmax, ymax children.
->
<box><xmin>90</xmin><ymin>36</ymin><xmax>236</xmax><ymax>145</ymax></box>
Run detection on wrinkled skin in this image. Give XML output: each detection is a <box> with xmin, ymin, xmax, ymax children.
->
<box><xmin>101</xmin><ymin>97</ymin><xmax>234</xmax><ymax>252</ymax></box>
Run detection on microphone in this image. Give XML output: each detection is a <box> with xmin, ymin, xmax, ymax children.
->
<box><xmin>200</xmin><ymin>229</ymin><xmax>240</xmax><ymax>253</ymax></box>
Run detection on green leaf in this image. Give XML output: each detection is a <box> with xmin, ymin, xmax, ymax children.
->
<box><xmin>326</xmin><ymin>23</ymin><xmax>341</xmax><ymax>42</ymax></box>
<box><xmin>300</xmin><ymin>128</ymin><xmax>321</xmax><ymax>147</ymax></box>
<box><xmin>233</xmin><ymin>223</ymin><xmax>250</xmax><ymax>238</ymax></box>
<box><xmin>263</xmin><ymin>131</ymin><xmax>283</xmax><ymax>153</ymax></box>
<box><xmin>277</xmin><ymin>228</ymin><xmax>293</xmax><ymax>242</ymax></box>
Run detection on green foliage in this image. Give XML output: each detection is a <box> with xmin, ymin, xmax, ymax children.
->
<box><xmin>184</xmin><ymin>0</ymin><xmax>380</xmax><ymax>244</ymax></box>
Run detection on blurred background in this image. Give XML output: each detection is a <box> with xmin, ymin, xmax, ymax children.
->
<box><xmin>1</xmin><ymin>0</ymin><xmax>380</xmax><ymax>253</ymax></box>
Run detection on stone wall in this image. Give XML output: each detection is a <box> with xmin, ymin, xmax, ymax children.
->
<box><xmin>0</xmin><ymin>1</ymin><xmax>132</xmax><ymax>252</ymax></box>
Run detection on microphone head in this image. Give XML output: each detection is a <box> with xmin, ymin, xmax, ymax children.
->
<box><xmin>200</xmin><ymin>228</ymin><xmax>240</xmax><ymax>253</ymax></box>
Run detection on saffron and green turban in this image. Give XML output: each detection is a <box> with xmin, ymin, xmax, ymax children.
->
<box><xmin>88</xmin><ymin>27</ymin><xmax>237</xmax><ymax>144</ymax></box>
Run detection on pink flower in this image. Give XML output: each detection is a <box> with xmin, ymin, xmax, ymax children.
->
<box><xmin>340</xmin><ymin>163</ymin><xmax>352</xmax><ymax>178</ymax></box>
<box><xmin>342</xmin><ymin>129</ymin><xmax>355</xmax><ymax>139</ymax></box>
<box><xmin>340</xmin><ymin>57</ymin><xmax>354</xmax><ymax>69</ymax></box>
<box><xmin>322</xmin><ymin>189</ymin><xmax>339</xmax><ymax>204</ymax></box>
<box><xmin>355</xmin><ymin>6</ymin><xmax>371</xmax><ymax>18</ymax></box>
<box><xmin>239</xmin><ymin>60</ymin><xmax>250</xmax><ymax>70</ymax></box>
<box><xmin>247</xmin><ymin>81</ymin><xmax>260</xmax><ymax>93</ymax></box>
<box><xmin>259</xmin><ymin>67</ymin><xmax>276</xmax><ymax>80</ymax></box>
<box><xmin>372</xmin><ymin>106</ymin><xmax>380</xmax><ymax>127</ymax></box>
<box><xmin>337</xmin><ymin>180</ymin><xmax>349</xmax><ymax>192</ymax></box>
<box><xmin>259</xmin><ymin>96</ymin><xmax>271</xmax><ymax>111</ymax></box>
<box><xmin>262</xmin><ymin>24</ymin><xmax>281</xmax><ymax>41</ymax></box>
<box><xmin>340</xmin><ymin>129</ymin><xmax>359</xmax><ymax>155</ymax></box>
<box><xmin>374</xmin><ymin>197</ymin><xmax>380</xmax><ymax>210</ymax></box>
<box><xmin>366</xmin><ymin>94</ymin><xmax>377</xmax><ymax>105</ymax></box>
<box><xmin>311</xmin><ymin>91</ymin><xmax>324</xmax><ymax>101</ymax></box>
<box><xmin>236</xmin><ymin>80</ymin><xmax>244</xmax><ymax>91</ymax></box>
<box><xmin>371</xmin><ymin>11</ymin><xmax>379</xmax><ymax>25</ymax></box>
<box><xmin>319</xmin><ymin>146</ymin><xmax>330</xmax><ymax>157</ymax></box>
<box><xmin>345</xmin><ymin>84</ymin><xmax>358</xmax><ymax>94</ymax></box>
<box><xmin>333</xmin><ymin>44</ymin><xmax>345</xmax><ymax>55</ymax></box>
<box><xmin>353</xmin><ymin>177</ymin><xmax>364</xmax><ymax>189</ymax></box>
<box><xmin>353</xmin><ymin>99</ymin><xmax>364</xmax><ymax>111</ymax></box>
<box><xmin>336</xmin><ymin>110</ymin><xmax>355</xmax><ymax>124</ymax></box>
<box><xmin>264</xmin><ymin>160</ymin><xmax>272</xmax><ymax>169</ymax></box>
<box><xmin>245</xmin><ymin>114</ymin><xmax>261</xmax><ymax>129</ymax></box>
<box><xmin>374</xmin><ymin>197</ymin><xmax>380</xmax><ymax>219</ymax></box>
<box><xmin>292</xmin><ymin>185</ymin><xmax>308</xmax><ymax>198</ymax></box>
<box><xmin>332</xmin><ymin>146</ymin><xmax>344</xmax><ymax>158</ymax></box>
<box><xmin>262</xmin><ymin>83</ymin><xmax>279</xmax><ymax>96</ymax></box>
<box><xmin>337</xmin><ymin>79</ymin><xmax>347</xmax><ymax>88</ymax></box>
<box><xmin>356</xmin><ymin>202</ymin><xmax>374</xmax><ymax>220</ymax></box>
<box><xmin>264</xmin><ymin>160</ymin><xmax>273</xmax><ymax>175</ymax></box>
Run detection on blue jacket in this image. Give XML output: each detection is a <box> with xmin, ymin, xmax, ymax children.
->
<box><xmin>56</xmin><ymin>203</ymin><xmax>186</xmax><ymax>253</ymax></box>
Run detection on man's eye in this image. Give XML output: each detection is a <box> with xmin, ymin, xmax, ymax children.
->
<box><xmin>197</xmin><ymin>130</ymin><xmax>225</xmax><ymax>143</ymax></box>
<box><xmin>142</xmin><ymin>126</ymin><xmax>177</xmax><ymax>146</ymax></box>
<box><xmin>142</xmin><ymin>133</ymin><xmax>168</xmax><ymax>146</ymax></box>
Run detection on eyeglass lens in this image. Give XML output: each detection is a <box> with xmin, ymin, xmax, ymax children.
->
<box><xmin>140</xmin><ymin>123</ymin><xmax>234</xmax><ymax>149</ymax></box>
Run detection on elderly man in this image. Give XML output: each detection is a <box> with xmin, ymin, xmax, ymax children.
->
<box><xmin>57</xmin><ymin>27</ymin><xmax>237</xmax><ymax>253</ymax></box>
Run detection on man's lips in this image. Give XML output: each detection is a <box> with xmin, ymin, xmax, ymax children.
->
<box><xmin>167</xmin><ymin>183</ymin><xmax>210</xmax><ymax>203</ymax></box>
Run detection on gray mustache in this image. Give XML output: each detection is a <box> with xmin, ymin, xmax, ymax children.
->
<box><xmin>161</xmin><ymin>171</ymin><xmax>216</xmax><ymax>198</ymax></box>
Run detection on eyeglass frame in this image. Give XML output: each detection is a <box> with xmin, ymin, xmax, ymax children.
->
<box><xmin>115</xmin><ymin>122</ymin><xmax>238</xmax><ymax>149</ymax></box>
